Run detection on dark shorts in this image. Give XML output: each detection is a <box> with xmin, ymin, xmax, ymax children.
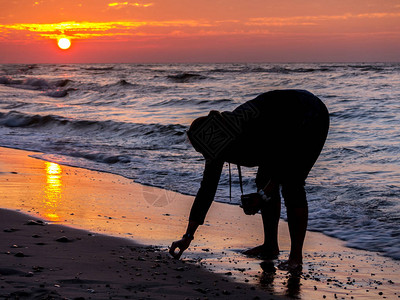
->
<box><xmin>255</xmin><ymin>167</ymin><xmax>308</xmax><ymax>208</ymax></box>
<box><xmin>255</xmin><ymin>104</ymin><xmax>329</xmax><ymax>208</ymax></box>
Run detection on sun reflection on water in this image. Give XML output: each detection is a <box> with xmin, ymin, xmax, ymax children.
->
<box><xmin>43</xmin><ymin>162</ymin><xmax>63</xmax><ymax>221</ymax></box>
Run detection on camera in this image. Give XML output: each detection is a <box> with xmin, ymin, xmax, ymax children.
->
<box><xmin>240</xmin><ymin>193</ymin><xmax>262</xmax><ymax>215</ymax></box>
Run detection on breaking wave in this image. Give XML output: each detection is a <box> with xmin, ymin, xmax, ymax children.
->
<box><xmin>0</xmin><ymin>110</ymin><xmax>187</xmax><ymax>138</ymax></box>
<box><xmin>167</xmin><ymin>73</ymin><xmax>208</xmax><ymax>82</ymax></box>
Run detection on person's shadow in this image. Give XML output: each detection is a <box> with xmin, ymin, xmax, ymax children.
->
<box><xmin>259</xmin><ymin>260</ymin><xmax>301</xmax><ymax>298</ymax></box>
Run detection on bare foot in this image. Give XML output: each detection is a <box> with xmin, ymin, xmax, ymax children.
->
<box><xmin>243</xmin><ymin>245</ymin><xmax>279</xmax><ymax>259</ymax></box>
<box><xmin>277</xmin><ymin>260</ymin><xmax>302</xmax><ymax>274</ymax></box>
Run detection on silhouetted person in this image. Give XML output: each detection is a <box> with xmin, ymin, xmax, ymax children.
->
<box><xmin>170</xmin><ymin>90</ymin><xmax>329</xmax><ymax>271</ymax></box>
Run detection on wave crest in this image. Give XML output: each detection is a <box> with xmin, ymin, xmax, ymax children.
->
<box><xmin>167</xmin><ymin>73</ymin><xmax>208</xmax><ymax>83</ymax></box>
<box><xmin>0</xmin><ymin>76</ymin><xmax>72</xmax><ymax>98</ymax></box>
<box><xmin>0</xmin><ymin>111</ymin><xmax>187</xmax><ymax>139</ymax></box>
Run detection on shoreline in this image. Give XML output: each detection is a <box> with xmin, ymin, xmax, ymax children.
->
<box><xmin>1</xmin><ymin>146</ymin><xmax>399</xmax><ymax>299</ymax></box>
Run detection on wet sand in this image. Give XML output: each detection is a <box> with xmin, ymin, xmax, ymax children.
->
<box><xmin>1</xmin><ymin>146</ymin><xmax>399</xmax><ymax>299</ymax></box>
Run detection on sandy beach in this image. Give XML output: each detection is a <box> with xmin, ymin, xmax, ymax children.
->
<box><xmin>1</xmin><ymin>146</ymin><xmax>399</xmax><ymax>299</ymax></box>
<box><xmin>0</xmin><ymin>208</ymin><xmax>278</xmax><ymax>300</ymax></box>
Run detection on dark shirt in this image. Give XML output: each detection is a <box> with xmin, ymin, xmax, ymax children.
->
<box><xmin>189</xmin><ymin>90</ymin><xmax>329</xmax><ymax>224</ymax></box>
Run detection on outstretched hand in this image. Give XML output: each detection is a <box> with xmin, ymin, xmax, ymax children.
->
<box><xmin>169</xmin><ymin>237</ymin><xmax>192</xmax><ymax>259</ymax></box>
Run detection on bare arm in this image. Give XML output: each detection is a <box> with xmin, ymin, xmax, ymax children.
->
<box><xmin>170</xmin><ymin>159</ymin><xmax>223</xmax><ymax>259</ymax></box>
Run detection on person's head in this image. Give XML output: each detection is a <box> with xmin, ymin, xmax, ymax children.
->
<box><xmin>187</xmin><ymin>115</ymin><xmax>209</xmax><ymax>155</ymax></box>
<box><xmin>187</xmin><ymin>110</ymin><xmax>225</xmax><ymax>158</ymax></box>
<box><xmin>187</xmin><ymin>110</ymin><xmax>231</xmax><ymax>159</ymax></box>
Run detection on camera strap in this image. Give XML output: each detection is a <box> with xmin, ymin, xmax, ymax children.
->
<box><xmin>229</xmin><ymin>163</ymin><xmax>232</xmax><ymax>201</ymax></box>
<box><xmin>237</xmin><ymin>164</ymin><xmax>243</xmax><ymax>195</ymax></box>
<box><xmin>228</xmin><ymin>163</ymin><xmax>244</xmax><ymax>201</ymax></box>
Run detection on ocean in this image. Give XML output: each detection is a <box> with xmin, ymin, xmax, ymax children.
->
<box><xmin>0</xmin><ymin>63</ymin><xmax>399</xmax><ymax>260</ymax></box>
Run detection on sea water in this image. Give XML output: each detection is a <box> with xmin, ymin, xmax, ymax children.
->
<box><xmin>0</xmin><ymin>63</ymin><xmax>399</xmax><ymax>260</ymax></box>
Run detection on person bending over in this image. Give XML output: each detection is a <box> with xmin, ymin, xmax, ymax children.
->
<box><xmin>169</xmin><ymin>90</ymin><xmax>329</xmax><ymax>271</ymax></box>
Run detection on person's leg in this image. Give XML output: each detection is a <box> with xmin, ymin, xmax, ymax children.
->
<box><xmin>243</xmin><ymin>192</ymin><xmax>281</xmax><ymax>258</ymax></box>
<box><xmin>244</xmin><ymin>168</ymin><xmax>281</xmax><ymax>258</ymax></box>
<box><xmin>280</xmin><ymin>184</ymin><xmax>307</xmax><ymax>269</ymax></box>
<box><xmin>262</xmin><ymin>192</ymin><xmax>281</xmax><ymax>255</ymax></box>
<box><xmin>286</xmin><ymin>205</ymin><xmax>308</xmax><ymax>264</ymax></box>
<box><xmin>278</xmin><ymin>98</ymin><xmax>329</xmax><ymax>269</ymax></box>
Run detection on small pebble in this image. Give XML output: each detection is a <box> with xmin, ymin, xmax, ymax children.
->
<box><xmin>225</xmin><ymin>272</ymin><xmax>232</xmax><ymax>276</ymax></box>
<box><xmin>3</xmin><ymin>228</ymin><xmax>19</xmax><ymax>233</ymax></box>
<box><xmin>56</xmin><ymin>236</ymin><xmax>72</xmax><ymax>243</ymax></box>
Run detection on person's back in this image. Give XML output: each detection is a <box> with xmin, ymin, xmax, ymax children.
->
<box><xmin>189</xmin><ymin>90</ymin><xmax>329</xmax><ymax>175</ymax></box>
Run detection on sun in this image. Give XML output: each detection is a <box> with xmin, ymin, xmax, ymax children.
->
<box><xmin>58</xmin><ymin>38</ymin><xmax>71</xmax><ymax>50</ymax></box>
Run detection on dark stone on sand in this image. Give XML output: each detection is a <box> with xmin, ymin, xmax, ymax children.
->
<box><xmin>14</xmin><ymin>252</ymin><xmax>26</xmax><ymax>257</ymax></box>
<box><xmin>224</xmin><ymin>272</ymin><xmax>232</xmax><ymax>276</ymax></box>
<box><xmin>0</xmin><ymin>268</ymin><xmax>26</xmax><ymax>276</ymax></box>
<box><xmin>234</xmin><ymin>268</ymin><xmax>246</xmax><ymax>272</ymax></box>
<box><xmin>9</xmin><ymin>291</ymin><xmax>32</xmax><ymax>298</ymax></box>
<box><xmin>25</xmin><ymin>220</ymin><xmax>46</xmax><ymax>226</ymax></box>
<box><xmin>25</xmin><ymin>272</ymin><xmax>34</xmax><ymax>277</ymax></box>
<box><xmin>32</xmin><ymin>266</ymin><xmax>44</xmax><ymax>272</ymax></box>
<box><xmin>3</xmin><ymin>228</ymin><xmax>19</xmax><ymax>233</ymax></box>
<box><xmin>56</xmin><ymin>236</ymin><xmax>72</xmax><ymax>243</ymax></box>
<box><xmin>194</xmin><ymin>288</ymin><xmax>208</xmax><ymax>294</ymax></box>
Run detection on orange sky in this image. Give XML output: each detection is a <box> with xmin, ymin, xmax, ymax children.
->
<box><xmin>1</xmin><ymin>0</ymin><xmax>399</xmax><ymax>63</ymax></box>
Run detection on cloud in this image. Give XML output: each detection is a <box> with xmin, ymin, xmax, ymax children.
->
<box><xmin>246</xmin><ymin>12</ymin><xmax>400</xmax><ymax>27</ymax></box>
<box><xmin>1</xmin><ymin>11</ymin><xmax>399</xmax><ymax>43</ymax></box>
<box><xmin>0</xmin><ymin>20</ymin><xmax>211</xmax><ymax>41</ymax></box>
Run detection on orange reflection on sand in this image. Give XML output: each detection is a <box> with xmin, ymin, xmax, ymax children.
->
<box><xmin>43</xmin><ymin>162</ymin><xmax>63</xmax><ymax>221</ymax></box>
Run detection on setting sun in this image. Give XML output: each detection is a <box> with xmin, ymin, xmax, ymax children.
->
<box><xmin>58</xmin><ymin>37</ymin><xmax>71</xmax><ymax>50</ymax></box>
